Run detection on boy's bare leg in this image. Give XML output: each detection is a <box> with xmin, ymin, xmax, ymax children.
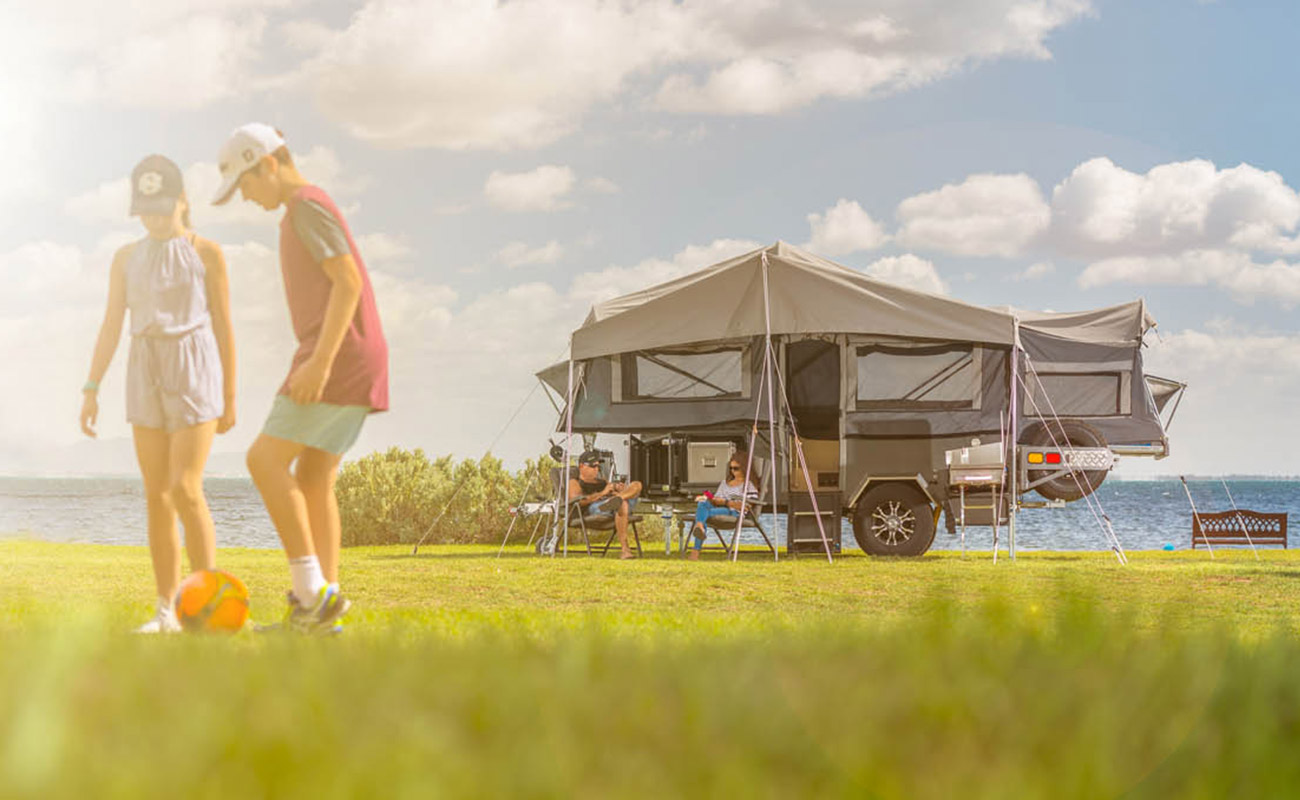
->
<box><xmin>246</xmin><ymin>433</ymin><xmax>313</xmax><ymax>559</ymax></box>
<box><xmin>169</xmin><ymin>421</ymin><xmax>218</xmax><ymax>572</ymax></box>
<box><xmin>296</xmin><ymin>447</ymin><xmax>343</xmax><ymax>583</ymax></box>
<box><xmin>133</xmin><ymin>425</ymin><xmax>180</xmax><ymax>599</ymax></box>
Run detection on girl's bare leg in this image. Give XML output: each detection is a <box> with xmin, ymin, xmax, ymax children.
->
<box><xmin>169</xmin><ymin>420</ymin><xmax>218</xmax><ymax>572</ymax></box>
<box><xmin>133</xmin><ymin>425</ymin><xmax>180</xmax><ymax>599</ymax></box>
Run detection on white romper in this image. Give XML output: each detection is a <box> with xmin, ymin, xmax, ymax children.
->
<box><xmin>124</xmin><ymin>235</ymin><xmax>223</xmax><ymax>431</ymax></box>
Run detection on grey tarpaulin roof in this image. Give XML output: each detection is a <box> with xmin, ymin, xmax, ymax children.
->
<box><xmin>542</xmin><ymin>242</ymin><xmax>1160</xmax><ymax>389</ymax></box>
<box><xmin>569</xmin><ymin>241</ymin><xmax>1017</xmax><ymax>360</ymax></box>
<box><xmin>1009</xmin><ymin>301</ymin><xmax>1156</xmax><ymax>344</ymax></box>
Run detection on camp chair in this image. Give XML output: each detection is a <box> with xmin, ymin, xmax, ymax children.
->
<box><xmin>548</xmin><ymin>466</ymin><xmax>644</xmax><ymax>557</ymax></box>
<box><xmin>700</xmin><ymin>457</ymin><xmax>776</xmax><ymax>558</ymax></box>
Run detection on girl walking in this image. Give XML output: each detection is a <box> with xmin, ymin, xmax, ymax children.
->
<box><xmin>80</xmin><ymin>154</ymin><xmax>237</xmax><ymax>632</ymax></box>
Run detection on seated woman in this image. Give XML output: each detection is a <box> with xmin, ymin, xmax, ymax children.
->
<box><xmin>687</xmin><ymin>450</ymin><xmax>759</xmax><ymax>561</ymax></box>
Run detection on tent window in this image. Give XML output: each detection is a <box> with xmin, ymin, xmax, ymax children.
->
<box><xmin>620</xmin><ymin>349</ymin><xmax>744</xmax><ymax>401</ymax></box>
<box><xmin>855</xmin><ymin>344</ymin><xmax>979</xmax><ymax>410</ymax></box>
<box><xmin>1028</xmin><ymin>372</ymin><xmax>1123</xmax><ymax>417</ymax></box>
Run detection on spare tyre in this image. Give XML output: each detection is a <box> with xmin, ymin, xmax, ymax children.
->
<box><xmin>1021</xmin><ymin>419</ymin><xmax>1108</xmax><ymax>501</ymax></box>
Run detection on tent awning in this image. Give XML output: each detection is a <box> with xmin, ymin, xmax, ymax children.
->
<box><xmin>569</xmin><ymin>242</ymin><xmax>1017</xmax><ymax>360</ymax></box>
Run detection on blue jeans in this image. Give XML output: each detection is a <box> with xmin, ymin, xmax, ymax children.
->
<box><xmin>692</xmin><ymin>500</ymin><xmax>737</xmax><ymax>549</ymax></box>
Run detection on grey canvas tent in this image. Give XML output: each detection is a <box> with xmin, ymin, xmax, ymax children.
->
<box><xmin>539</xmin><ymin>241</ymin><xmax>1181</xmax><ymax>557</ymax></box>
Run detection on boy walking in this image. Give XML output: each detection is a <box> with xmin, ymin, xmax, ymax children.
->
<box><xmin>212</xmin><ymin>123</ymin><xmax>388</xmax><ymax>634</ymax></box>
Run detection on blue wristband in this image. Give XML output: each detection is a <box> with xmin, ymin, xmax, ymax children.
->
<box><xmin>83</xmin><ymin>380</ymin><xmax>100</xmax><ymax>392</ymax></box>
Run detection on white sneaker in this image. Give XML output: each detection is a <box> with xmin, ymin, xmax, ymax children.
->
<box><xmin>135</xmin><ymin>607</ymin><xmax>182</xmax><ymax>634</ymax></box>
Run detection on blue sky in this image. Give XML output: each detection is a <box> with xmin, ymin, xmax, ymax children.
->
<box><xmin>3</xmin><ymin>0</ymin><xmax>1298</xmax><ymax>476</ymax></box>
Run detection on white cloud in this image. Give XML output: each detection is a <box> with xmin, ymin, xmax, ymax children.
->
<box><xmin>1050</xmin><ymin>157</ymin><xmax>1300</xmax><ymax>257</ymax></box>
<box><xmin>654</xmin><ymin>1</ymin><xmax>1093</xmax><ymax>114</ymax></box>
<box><xmin>1148</xmin><ymin>327</ymin><xmax>1300</xmax><ymax>380</ymax></box>
<box><xmin>66</xmin><ymin>15</ymin><xmax>269</xmax><ymax>110</ymax></box>
<box><xmin>298</xmin><ymin>0</ymin><xmax>687</xmax><ymax>150</ymax></box>
<box><xmin>0</xmin><ymin>242</ymin><xmax>93</xmax><ymax>319</ymax></box>
<box><xmin>1129</xmin><ymin>325</ymin><xmax>1300</xmax><ymax>475</ymax></box>
<box><xmin>804</xmin><ymin>199</ymin><xmax>889</xmax><ymax>256</ymax></box>
<box><xmin>862</xmin><ymin>254</ymin><xmax>948</xmax><ymax>295</ymax></box>
<box><xmin>294</xmin><ymin>0</ymin><xmax>1092</xmax><ymax>149</ymax></box>
<box><xmin>355</xmin><ymin>233</ymin><xmax>413</xmax><ymax>265</ymax></box>
<box><xmin>896</xmin><ymin>173</ymin><xmax>1050</xmax><ymax>257</ymax></box>
<box><xmin>569</xmin><ymin>238</ymin><xmax>760</xmax><ymax>308</ymax></box>
<box><xmin>484</xmin><ymin>166</ymin><xmax>577</xmax><ymax>212</ymax></box>
<box><xmin>498</xmin><ymin>241</ymin><xmax>564</xmax><ymax>268</ymax></box>
<box><xmin>1077</xmin><ymin>250</ymin><xmax>1300</xmax><ymax>307</ymax></box>
<box><xmin>1009</xmin><ymin>261</ymin><xmax>1055</xmax><ymax>281</ymax></box>
<box><xmin>887</xmin><ymin>156</ymin><xmax>1300</xmax><ymax>300</ymax></box>
<box><xmin>10</xmin><ymin>2</ymin><xmax>289</xmax><ymax>110</ymax></box>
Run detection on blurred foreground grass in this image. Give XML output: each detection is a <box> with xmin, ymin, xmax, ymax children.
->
<box><xmin>2</xmin><ymin>540</ymin><xmax>1300</xmax><ymax>798</ymax></box>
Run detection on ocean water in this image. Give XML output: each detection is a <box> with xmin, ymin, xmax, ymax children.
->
<box><xmin>1</xmin><ymin>476</ymin><xmax>1297</xmax><ymax>553</ymax></box>
<box><xmin>0</xmin><ymin>477</ymin><xmax>274</xmax><ymax>549</ymax></box>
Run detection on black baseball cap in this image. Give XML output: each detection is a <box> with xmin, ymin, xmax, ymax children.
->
<box><xmin>578</xmin><ymin>450</ymin><xmax>601</xmax><ymax>465</ymax></box>
<box><xmin>130</xmin><ymin>154</ymin><xmax>185</xmax><ymax>216</ymax></box>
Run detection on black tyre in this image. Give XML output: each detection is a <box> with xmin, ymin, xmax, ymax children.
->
<box><xmin>852</xmin><ymin>483</ymin><xmax>936</xmax><ymax>557</ymax></box>
<box><xmin>1022</xmin><ymin>419</ymin><xmax>1108</xmax><ymax>502</ymax></box>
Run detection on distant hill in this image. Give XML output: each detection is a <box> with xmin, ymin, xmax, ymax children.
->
<box><xmin>0</xmin><ymin>437</ymin><xmax>249</xmax><ymax>478</ymax></box>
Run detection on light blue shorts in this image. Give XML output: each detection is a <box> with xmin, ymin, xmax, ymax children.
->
<box><xmin>590</xmin><ymin>496</ymin><xmax>639</xmax><ymax>516</ymax></box>
<box><xmin>261</xmin><ymin>395</ymin><xmax>369</xmax><ymax>455</ymax></box>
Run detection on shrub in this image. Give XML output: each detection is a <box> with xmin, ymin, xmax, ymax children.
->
<box><xmin>336</xmin><ymin>448</ymin><xmax>558</xmax><ymax>547</ymax></box>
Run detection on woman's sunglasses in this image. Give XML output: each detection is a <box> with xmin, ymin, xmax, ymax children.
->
<box><xmin>729</xmin><ymin>464</ymin><xmax>742</xmax><ymax>472</ymax></box>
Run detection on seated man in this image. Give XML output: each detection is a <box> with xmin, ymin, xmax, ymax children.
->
<box><xmin>568</xmin><ymin>450</ymin><xmax>643</xmax><ymax>559</ymax></box>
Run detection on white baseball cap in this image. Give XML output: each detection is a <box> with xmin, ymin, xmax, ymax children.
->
<box><xmin>211</xmin><ymin>123</ymin><xmax>286</xmax><ymax>205</ymax></box>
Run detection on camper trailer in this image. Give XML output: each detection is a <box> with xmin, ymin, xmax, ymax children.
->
<box><xmin>539</xmin><ymin>242</ymin><xmax>1184</xmax><ymax>556</ymax></box>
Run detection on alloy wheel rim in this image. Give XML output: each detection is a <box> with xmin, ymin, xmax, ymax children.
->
<box><xmin>870</xmin><ymin>500</ymin><xmax>915</xmax><ymax>546</ymax></box>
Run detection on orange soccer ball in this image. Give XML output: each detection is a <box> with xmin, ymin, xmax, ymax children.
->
<box><xmin>174</xmin><ymin>569</ymin><xmax>250</xmax><ymax>633</ymax></box>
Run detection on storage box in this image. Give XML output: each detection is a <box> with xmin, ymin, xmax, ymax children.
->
<box><xmin>685</xmin><ymin>442</ymin><xmax>731</xmax><ymax>487</ymax></box>
<box><xmin>630</xmin><ymin>436</ymin><xmax>683</xmax><ymax>496</ymax></box>
<box><xmin>787</xmin><ymin>491</ymin><xmax>842</xmax><ymax>554</ymax></box>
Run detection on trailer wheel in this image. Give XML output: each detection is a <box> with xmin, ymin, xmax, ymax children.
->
<box><xmin>1022</xmin><ymin>419</ymin><xmax>1108</xmax><ymax>502</ymax></box>
<box><xmin>853</xmin><ymin>484</ymin><xmax>936</xmax><ymax>557</ymax></box>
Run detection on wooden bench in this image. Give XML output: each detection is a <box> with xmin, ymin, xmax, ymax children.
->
<box><xmin>1192</xmin><ymin>510</ymin><xmax>1288</xmax><ymax>549</ymax></box>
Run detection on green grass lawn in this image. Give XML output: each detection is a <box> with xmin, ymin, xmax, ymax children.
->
<box><xmin>2</xmin><ymin>539</ymin><xmax>1299</xmax><ymax>798</ymax></box>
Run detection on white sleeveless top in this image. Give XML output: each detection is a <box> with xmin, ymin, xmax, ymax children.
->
<box><xmin>125</xmin><ymin>235</ymin><xmax>210</xmax><ymax>338</ymax></box>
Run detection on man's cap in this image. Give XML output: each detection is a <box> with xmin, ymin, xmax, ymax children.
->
<box><xmin>129</xmin><ymin>155</ymin><xmax>184</xmax><ymax>216</ymax></box>
<box><xmin>211</xmin><ymin>123</ymin><xmax>285</xmax><ymax>206</ymax></box>
<box><xmin>578</xmin><ymin>450</ymin><xmax>602</xmax><ymax>466</ymax></box>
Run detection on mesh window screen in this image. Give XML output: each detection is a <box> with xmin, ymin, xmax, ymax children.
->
<box><xmin>627</xmin><ymin>350</ymin><xmax>743</xmax><ymax>399</ymax></box>
<box><xmin>856</xmin><ymin>345</ymin><xmax>977</xmax><ymax>410</ymax></box>
<box><xmin>1029</xmin><ymin>373</ymin><xmax>1122</xmax><ymax>416</ymax></box>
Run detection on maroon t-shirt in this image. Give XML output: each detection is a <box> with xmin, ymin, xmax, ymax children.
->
<box><xmin>278</xmin><ymin>186</ymin><xmax>389</xmax><ymax>411</ymax></box>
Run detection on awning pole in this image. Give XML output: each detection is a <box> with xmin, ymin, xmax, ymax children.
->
<box><xmin>1008</xmin><ymin>322</ymin><xmax>1020</xmax><ymax>561</ymax></box>
<box><xmin>561</xmin><ymin>346</ymin><xmax>575</xmax><ymax>558</ymax></box>
<box><xmin>730</xmin><ymin>364</ymin><xmax>767</xmax><ymax>559</ymax></box>
<box><xmin>760</xmin><ymin>252</ymin><xmax>780</xmax><ymax>562</ymax></box>
<box><xmin>1180</xmin><ymin>476</ymin><xmax>1213</xmax><ymax>559</ymax></box>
